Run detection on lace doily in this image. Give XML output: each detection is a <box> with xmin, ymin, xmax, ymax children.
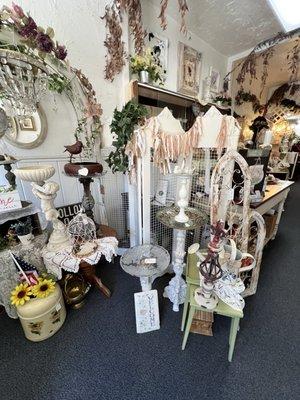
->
<box><xmin>42</xmin><ymin>237</ymin><xmax>118</xmax><ymax>279</ymax></box>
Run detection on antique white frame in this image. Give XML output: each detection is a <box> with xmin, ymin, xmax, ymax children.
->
<box><xmin>177</xmin><ymin>42</ymin><xmax>202</xmax><ymax>97</ymax></box>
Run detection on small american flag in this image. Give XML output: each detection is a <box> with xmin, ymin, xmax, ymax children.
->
<box><xmin>12</xmin><ymin>253</ymin><xmax>39</xmax><ymax>285</ymax></box>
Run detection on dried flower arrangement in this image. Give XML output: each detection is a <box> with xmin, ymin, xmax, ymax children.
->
<box><xmin>126</xmin><ymin>0</ymin><xmax>146</xmax><ymax>55</ymax></box>
<box><xmin>224</xmin><ymin>30</ymin><xmax>300</xmax><ymax>100</ymax></box>
<box><xmin>158</xmin><ymin>0</ymin><xmax>189</xmax><ymax>35</ymax></box>
<box><xmin>178</xmin><ymin>0</ymin><xmax>189</xmax><ymax>35</ymax></box>
<box><xmin>158</xmin><ymin>0</ymin><xmax>168</xmax><ymax>31</ymax></box>
<box><xmin>235</xmin><ymin>89</ymin><xmax>262</xmax><ymax>113</ymax></box>
<box><xmin>130</xmin><ymin>47</ymin><xmax>166</xmax><ymax>84</ymax></box>
<box><xmin>102</xmin><ymin>0</ymin><xmax>145</xmax><ymax>82</ymax></box>
<box><xmin>102</xmin><ymin>5</ymin><xmax>126</xmax><ymax>81</ymax></box>
<box><xmin>72</xmin><ymin>69</ymin><xmax>103</xmax><ymax>157</ymax></box>
<box><xmin>287</xmin><ymin>38</ymin><xmax>300</xmax><ymax>83</ymax></box>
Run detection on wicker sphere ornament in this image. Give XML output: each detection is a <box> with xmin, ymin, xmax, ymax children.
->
<box><xmin>68</xmin><ymin>210</ymin><xmax>97</xmax><ymax>257</ymax></box>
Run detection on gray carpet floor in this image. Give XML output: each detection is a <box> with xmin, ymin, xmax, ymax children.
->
<box><xmin>1</xmin><ymin>182</ymin><xmax>299</xmax><ymax>400</ymax></box>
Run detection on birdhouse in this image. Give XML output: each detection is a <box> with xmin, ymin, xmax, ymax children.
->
<box><xmin>68</xmin><ymin>211</ymin><xmax>97</xmax><ymax>257</ymax></box>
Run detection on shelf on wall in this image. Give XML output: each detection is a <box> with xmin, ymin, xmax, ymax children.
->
<box><xmin>126</xmin><ymin>80</ymin><xmax>233</xmax><ymax>130</ymax></box>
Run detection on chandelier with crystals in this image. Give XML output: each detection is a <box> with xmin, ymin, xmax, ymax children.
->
<box><xmin>0</xmin><ymin>49</ymin><xmax>48</xmax><ymax>117</ymax></box>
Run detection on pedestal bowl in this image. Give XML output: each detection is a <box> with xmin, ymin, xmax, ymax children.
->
<box><xmin>14</xmin><ymin>165</ymin><xmax>55</xmax><ymax>184</ymax></box>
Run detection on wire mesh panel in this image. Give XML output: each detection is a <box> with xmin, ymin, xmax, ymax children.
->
<box><xmin>98</xmin><ymin>148</ymin><xmax>129</xmax><ymax>248</ymax></box>
<box><xmin>150</xmin><ymin>162</ymin><xmax>177</xmax><ymax>253</ymax></box>
<box><xmin>190</xmin><ymin>148</ymin><xmax>221</xmax><ymax>215</ymax></box>
<box><xmin>149</xmin><ymin>158</ymin><xmax>210</xmax><ymax>253</ymax></box>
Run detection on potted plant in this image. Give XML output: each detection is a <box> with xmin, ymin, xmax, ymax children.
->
<box><xmin>130</xmin><ymin>47</ymin><xmax>166</xmax><ymax>85</ymax></box>
<box><xmin>11</xmin><ymin>217</ymin><xmax>33</xmax><ymax>246</ymax></box>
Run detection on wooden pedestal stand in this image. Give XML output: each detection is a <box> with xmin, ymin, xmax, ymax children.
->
<box><xmin>79</xmin><ymin>224</ymin><xmax>117</xmax><ymax>298</ymax></box>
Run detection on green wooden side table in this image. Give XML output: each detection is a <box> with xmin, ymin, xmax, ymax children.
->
<box><xmin>182</xmin><ymin>284</ymin><xmax>243</xmax><ymax>362</ymax></box>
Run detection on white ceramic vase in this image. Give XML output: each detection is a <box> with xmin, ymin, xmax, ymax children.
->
<box><xmin>18</xmin><ymin>233</ymin><xmax>33</xmax><ymax>246</ymax></box>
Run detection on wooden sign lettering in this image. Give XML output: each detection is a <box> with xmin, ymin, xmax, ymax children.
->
<box><xmin>56</xmin><ymin>203</ymin><xmax>81</xmax><ymax>225</ymax></box>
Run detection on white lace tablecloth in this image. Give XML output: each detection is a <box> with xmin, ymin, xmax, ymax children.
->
<box><xmin>0</xmin><ymin>234</ymin><xmax>47</xmax><ymax>318</ymax></box>
<box><xmin>42</xmin><ymin>237</ymin><xmax>118</xmax><ymax>279</ymax></box>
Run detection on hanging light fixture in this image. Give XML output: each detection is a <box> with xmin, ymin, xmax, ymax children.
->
<box><xmin>0</xmin><ymin>49</ymin><xmax>48</xmax><ymax>118</ymax></box>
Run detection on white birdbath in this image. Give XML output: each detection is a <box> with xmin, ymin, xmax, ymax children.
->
<box><xmin>14</xmin><ymin>165</ymin><xmax>70</xmax><ymax>251</ymax></box>
<box><xmin>156</xmin><ymin>206</ymin><xmax>207</xmax><ymax>312</ymax></box>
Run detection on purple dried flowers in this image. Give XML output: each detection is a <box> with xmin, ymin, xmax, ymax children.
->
<box><xmin>54</xmin><ymin>44</ymin><xmax>67</xmax><ymax>60</ymax></box>
<box><xmin>35</xmin><ymin>31</ymin><xmax>53</xmax><ymax>53</ymax></box>
<box><xmin>18</xmin><ymin>16</ymin><xmax>37</xmax><ymax>38</ymax></box>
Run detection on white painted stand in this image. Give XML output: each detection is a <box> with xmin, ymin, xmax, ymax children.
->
<box><xmin>140</xmin><ymin>276</ymin><xmax>152</xmax><ymax>292</ymax></box>
<box><xmin>163</xmin><ymin>229</ymin><xmax>187</xmax><ymax>312</ymax></box>
<box><xmin>31</xmin><ymin>181</ymin><xmax>70</xmax><ymax>251</ymax></box>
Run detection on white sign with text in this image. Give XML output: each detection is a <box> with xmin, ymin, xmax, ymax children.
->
<box><xmin>134</xmin><ymin>290</ymin><xmax>160</xmax><ymax>334</ymax></box>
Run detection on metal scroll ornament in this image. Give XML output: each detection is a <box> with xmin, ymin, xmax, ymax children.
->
<box><xmin>195</xmin><ymin>220</ymin><xmax>227</xmax><ymax>310</ymax></box>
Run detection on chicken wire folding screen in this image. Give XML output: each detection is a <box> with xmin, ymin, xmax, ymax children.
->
<box><xmin>98</xmin><ymin>108</ymin><xmax>241</xmax><ymax>254</ymax></box>
<box><xmin>98</xmin><ymin>148</ymin><xmax>220</xmax><ymax>253</ymax></box>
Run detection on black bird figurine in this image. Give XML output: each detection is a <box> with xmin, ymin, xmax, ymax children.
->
<box><xmin>64</xmin><ymin>140</ymin><xmax>84</xmax><ymax>162</ymax></box>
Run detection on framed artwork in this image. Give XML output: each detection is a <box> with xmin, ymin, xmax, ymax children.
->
<box><xmin>147</xmin><ymin>32</ymin><xmax>168</xmax><ymax>74</ymax></box>
<box><xmin>134</xmin><ymin>289</ymin><xmax>160</xmax><ymax>333</ymax></box>
<box><xmin>19</xmin><ymin>116</ymin><xmax>36</xmax><ymax>131</ymax></box>
<box><xmin>177</xmin><ymin>42</ymin><xmax>202</xmax><ymax>97</ymax></box>
<box><xmin>209</xmin><ymin>67</ymin><xmax>220</xmax><ymax>93</ymax></box>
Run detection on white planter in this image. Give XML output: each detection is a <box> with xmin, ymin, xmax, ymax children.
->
<box><xmin>17</xmin><ymin>233</ymin><xmax>33</xmax><ymax>246</ymax></box>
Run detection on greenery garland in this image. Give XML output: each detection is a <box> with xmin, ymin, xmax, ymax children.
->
<box><xmin>106</xmin><ymin>101</ymin><xmax>148</xmax><ymax>173</ymax></box>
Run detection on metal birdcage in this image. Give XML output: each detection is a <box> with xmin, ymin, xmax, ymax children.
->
<box><xmin>68</xmin><ymin>211</ymin><xmax>97</xmax><ymax>257</ymax></box>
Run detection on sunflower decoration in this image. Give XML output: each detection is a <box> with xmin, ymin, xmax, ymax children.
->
<box><xmin>32</xmin><ymin>278</ymin><xmax>55</xmax><ymax>299</ymax></box>
<box><xmin>10</xmin><ymin>283</ymin><xmax>32</xmax><ymax>307</ymax></box>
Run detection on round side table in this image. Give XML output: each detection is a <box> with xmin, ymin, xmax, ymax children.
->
<box><xmin>120</xmin><ymin>244</ymin><xmax>170</xmax><ymax>291</ymax></box>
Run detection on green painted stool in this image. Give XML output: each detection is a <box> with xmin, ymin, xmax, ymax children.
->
<box><xmin>181</xmin><ymin>252</ymin><xmax>202</xmax><ymax>331</ymax></box>
<box><xmin>182</xmin><ymin>284</ymin><xmax>243</xmax><ymax>362</ymax></box>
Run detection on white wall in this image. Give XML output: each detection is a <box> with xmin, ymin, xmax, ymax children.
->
<box><xmin>141</xmin><ymin>0</ymin><xmax>228</xmax><ymax>95</ymax></box>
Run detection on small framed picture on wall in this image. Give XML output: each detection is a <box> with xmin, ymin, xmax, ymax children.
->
<box><xmin>209</xmin><ymin>67</ymin><xmax>220</xmax><ymax>93</ymax></box>
<box><xmin>177</xmin><ymin>42</ymin><xmax>202</xmax><ymax>97</ymax></box>
<box><xmin>147</xmin><ymin>32</ymin><xmax>168</xmax><ymax>73</ymax></box>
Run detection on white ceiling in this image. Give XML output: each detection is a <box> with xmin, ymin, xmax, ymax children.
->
<box><xmin>149</xmin><ymin>0</ymin><xmax>282</xmax><ymax>56</ymax></box>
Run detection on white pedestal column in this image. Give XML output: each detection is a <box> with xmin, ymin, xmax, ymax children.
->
<box><xmin>163</xmin><ymin>229</ymin><xmax>187</xmax><ymax>312</ymax></box>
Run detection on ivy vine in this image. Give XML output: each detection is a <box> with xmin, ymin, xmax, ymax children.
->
<box><xmin>106</xmin><ymin>101</ymin><xmax>148</xmax><ymax>173</ymax></box>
